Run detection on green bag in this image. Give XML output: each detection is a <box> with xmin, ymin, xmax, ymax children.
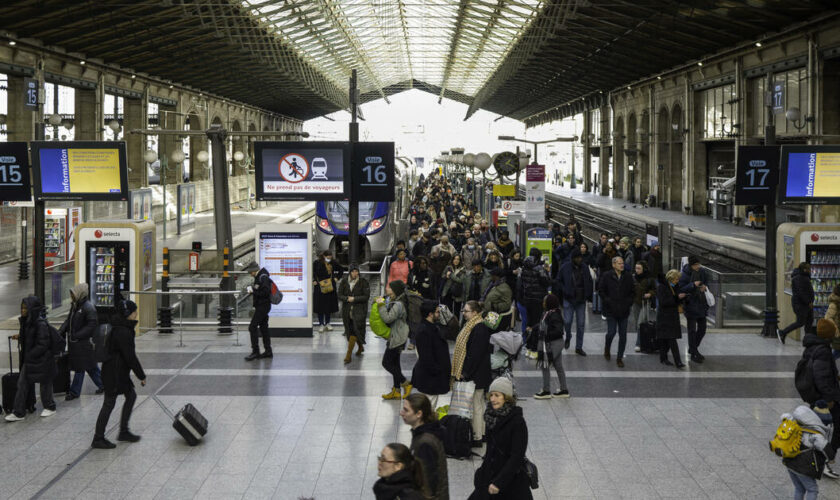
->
<box><xmin>370</xmin><ymin>302</ymin><xmax>391</xmax><ymax>339</ymax></box>
<box><xmin>436</xmin><ymin>405</ymin><xmax>449</xmax><ymax>420</ymax></box>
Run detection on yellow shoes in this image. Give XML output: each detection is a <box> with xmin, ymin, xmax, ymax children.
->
<box><xmin>382</xmin><ymin>388</ymin><xmax>401</xmax><ymax>400</ymax></box>
<box><xmin>401</xmin><ymin>382</ymin><xmax>413</xmax><ymax>398</ymax></box>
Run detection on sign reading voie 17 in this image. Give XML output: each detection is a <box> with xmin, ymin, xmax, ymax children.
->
<box><xmin>351</xmin><ymin>142</ymin><xmax>395</xmax><ymax>202</ymax></box>
<box><xmin>734</xmin><ymin>145</ymin><xmax>779</xmax><ymax>205</ymax></box>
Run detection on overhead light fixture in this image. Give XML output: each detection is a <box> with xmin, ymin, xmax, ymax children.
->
<box><xmin>131</xmin><ymin>74</ymin><xmax>136</xmax><ymax>79</ymax></box>
<box><xmin>79</xmin><ymin>60</ymin><xmax>85</xmax><ymax>65</ymax></box>
<box><xmin>755</xmin><ymin>42</ymin><xmax>762</xmax><ymax>47</ymax></box>
<box><xmin>697</xmin><ymin>61</ymin><xmax>703</xmax><ymax>67</ymax></box>
<box><xmin>657</xmin><ymin>76</ymin><xmax>662</xmax><ymax>80</ymax></box>
<box><xmin>626</xmin><ymin>86</ymin><xmax>631</xmax><ymax>90</ymax></box>
<box><xmin>8</xmin><ymin>40</ymin><xmax>15</xmax><ymax>46</ymax></box>
<box><xmin>169</xmin><ymin>84</ymin><xmax>173</xmax><ymax>89</ymax></box>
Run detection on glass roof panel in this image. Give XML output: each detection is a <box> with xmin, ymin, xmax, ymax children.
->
<box><xmin>241</xmin><ymin>0</ymin><xmax>545</xmax><ymax>97</ymax></box>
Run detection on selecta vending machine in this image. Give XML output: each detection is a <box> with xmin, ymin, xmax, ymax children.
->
<box><xmin>777</xmin><ymin>223</ymin><xmax>840</xmax><ymax>340</ymax></box>
<box><xmin>74</xmin><ymin>220</ymin><xmax>157</xmax><ymax>332</ymax></box>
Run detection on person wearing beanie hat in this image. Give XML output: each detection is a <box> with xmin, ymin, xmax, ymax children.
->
<box><xmin>337</xmin><ymin>263</ymin><xmax>370</xmax><ymax>364</ymax></box>
<box><xmin>462</xmin><ymin>258</ymin><xmax>490</xmax><ymax>305</ymax></box>
<box><xmin>379</xmin><ymin>280</ymin><xmax>412</xmax><ymax>400</ymax></box>
<box><xmin>779</xmin><ymin>262</ymin><xmax>816</xmax><ymax>344</ymax></box>
<box><xmin>519</xmin><ymin>246</ymin><xmax>551</xmax><ymax>331</ymax></box>
<box><xmin>93</xmin><ymin>296</ymin><xmax>146</xmax><ymax>449</ymax></box>
<box><xmin>678</xmin><ymin>255</ymin><xmax>711</xmax><ymax>363</ymax></box>
<box><xmin>556</xmin><ymin>245</ymin><xmax>593</xmax><ymax>356</ymax></box>
<box><xmin>245</xmin><ymin>259</ymin><xmax>273</xmax><ymax>361</ymax></box>
<box><xmin>470</xmin><ymin>377</ymin><xmax>532</xmax><ymax>499</ymax></box>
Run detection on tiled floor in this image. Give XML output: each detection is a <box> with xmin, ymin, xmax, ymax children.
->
<box><xmin>1</xmin><ymin>312</ymin><xmax>839</xmax><ymax>499</ymax></box>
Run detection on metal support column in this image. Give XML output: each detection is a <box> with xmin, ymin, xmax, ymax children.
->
<box><xmin>207</xmin><ymin>125</ymin><xmax>234</xmax><ymax>309</ymax></box>
<box><xmin>33</xmin><ymin>60</ymin><xmax>46</xmax><ymax>302</ymax></box>
<box><xmin>761</xmin><ymin>73</ymin><xmax>779</xmax><ymax>337</ymax></box>
<box><xmin>348</xmin><ymin>69</ymin><xmax>360</xmax><ymax>266</ymax></box>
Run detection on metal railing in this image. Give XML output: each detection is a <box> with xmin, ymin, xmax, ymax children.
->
<box><xmin>702</xmin><ymin>267</ymin><xmax>765</xmax><ymax>328</ymax></box>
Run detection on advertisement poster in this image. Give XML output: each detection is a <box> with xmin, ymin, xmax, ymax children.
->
<box><xmin>785</xmin><ymin>151</ymin><xmax>840</xmax><ymax>199</ymax></box>
<box><xmin>38</xmin><ymin>147</ymin><xmax>123</xmax><ymax>194</ymax></box>
<box><xmin>526</xmin><ymin>227</ymin><xmax>552</xmax><ymax>265</ymax></box>
<box><xmin>129</xmin><ymin>188</ymin><xmax>153</xmax><ymax>221</ymax></box>
<box><xmin>142</xmin><ymin>231</ymin><xmax>153</xmax><ymax>290</ymax></box>
<box><xmin>783</xmin><ymin>234</ymin><xmax>795</xmax><ymax>295</ymax></box>
<box><xmin>525</xmin><ymin>164</ymin><xmax>545</xmax><ymax>223</ymax></box>
<box><xmin>258</xmin><ymin>232</ymin><xmax>309</xmax><ymax>318</ymax></box>
<box><xmin>177</xmin><ymin>184</ymin><xmax>195</xmax><ymax>234</ymax></box>
<box><xmin>255</xmin><ymin>142</ymin><xmax>347</xmax><ymax>200</ymax></box>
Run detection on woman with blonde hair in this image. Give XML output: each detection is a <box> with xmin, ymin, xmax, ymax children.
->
<box><xmin>656</xmin><ymin>269</ymin><xmax>686</xmax><ymax>368</ymax></box>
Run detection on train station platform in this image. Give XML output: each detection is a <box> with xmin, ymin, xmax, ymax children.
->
<box><xmin>0</xmin><ymin>307</ymin><xmax>832</xmax><ymax>500</ymax></box>
<box><xmin>0</xmin><ymin>202</ymin><xmax>316</xmax><ymax>329</ymax></box>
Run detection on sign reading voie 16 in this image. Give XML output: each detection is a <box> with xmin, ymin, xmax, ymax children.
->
<box><xmin>351</xmin><ymin>142</ymin><xmax>395</xmax><ymax>202</ymax></box>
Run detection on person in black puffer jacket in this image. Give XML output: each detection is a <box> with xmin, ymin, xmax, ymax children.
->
<box><xmin>799</xmin><ymin>320</ymin><xmax>840</xmax><ymax>476</ymax></box>
<box><xmin>518</xmin><ymin>248</ymin><xmax>550</xmax><ymax>328</ymax></box>
<box><xmin>245</xmin><ymin>261</ymin><xmax>273</xmax><ymax>361</ymax></box>
<box><xmin>92</xmin><ymin>299</ymin><xmax>146</xmax><ymax>449</ymax></box>
<box><xmin>5</xmin><ymin>296</ymin><xmax>56</xmax><ymax>421</ymax></box>
<box><xmin>530</xmin><ymin>294</ymin><xmax>569</xmax><ymax>399</ymax></box>
<box><xmin>410</xmin><ymin>302</ymin><xmax>451</xmax><ymax>407</ymax></box>
<box><xmin>373</xmin><ymin>443</ymin><xmax>427</xmax><ymax>500</ymax></box>
<box><xmin>469</xmin><ymin>377</ymin><xmax>532</xmax><ymax>500</ymax></box>
<box><xmin>60</xmin><ymin>283</ymin><xmax>104</xmax><ymax>400</ymax></box>
<box><xmin>780</xmin><ymin>262</ymin><xmax>816</xmax><ymax>344</ymax></box>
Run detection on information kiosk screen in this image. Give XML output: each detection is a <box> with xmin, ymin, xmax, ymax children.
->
<box><xmin>32</xmin><ymin>141</ymin><xmax>128</xmax><ymax>201</ymax></box>
<box><xmin>254</xmin><ymin>141</ymin><xmax>349</xmax><ymax>201</ymax></box>
<box><xmin>780</xmin><ymin>145</ymin><xmax>840</xmax><ymax>205</ymax></box>
<box><xmin>258</xmin><ymin>231</ymin><xmax>310</xmax><ymax>318</ymax></box>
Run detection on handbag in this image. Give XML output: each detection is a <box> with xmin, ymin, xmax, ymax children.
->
<box><xmin>318</xmin><ymin>278</ymin><xmax>334</xmax><ymax>294</ymax></box>
<box><xmin>523</xmin><ymin>457</ymin><xmax>539</xmax><ymax>489</ymax></box>
<box><xmin>449</xmin><ymin>380</ymin><xmax>475</xmax><ymax>419</ymax></box>
<box><xmin>703</xmin><ymin>288</ymin><xmax>715</xmax><ymax>307</ymax></box>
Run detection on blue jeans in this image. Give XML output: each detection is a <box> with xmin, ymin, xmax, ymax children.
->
<box><xmin>563</xmin><ymin>300</ymin><xmax>586</xmax><ymax>350</ymax></box>
<box><xmin>605</xmin><ymin>316</ymin><xmax>628</xmax><ymax>359</ymax></box>
<box><xmin>833</xmin><ymin>349</ymin><xmax>840</xmax><ymax>360</ymax></box>
<box><xmin>592</xmin><ymin>291</ymin><xmax>602</xmax><ymax>313</ymax></box>
<box><xmin>69</xmin><ymin>365</ymin><xmax>103</xmax><ymax>396</ymax></box>
<box><xmin>787</xmin><ymin>469</ymin><xmax>818</xmax><ymax>500</ymax></box>
<box><xmin>317</xmin><ymin>313</ymin><xmax>331</xmax><ymax>326</ymax></box>
<box><xmin>516</xmin><ymin>301</ymin><xmax>528</xmax><ymax>335</ymax></box>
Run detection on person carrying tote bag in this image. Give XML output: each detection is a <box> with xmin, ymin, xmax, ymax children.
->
<box><xmin>313</xmin><ymin>250</ymin><xmax>343</xmax><ymax>333</ymax></box>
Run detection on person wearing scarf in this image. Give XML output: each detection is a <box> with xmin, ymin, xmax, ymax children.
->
<box><xmin>451</xmin><ymin>300</ymin><xmax>493</xmax><ymax>447</ymax></box>
<box><xmin>468</xmin><ymin>377</ymin><xmax>533</xmax><ymax>500</ymax></box>
<box><xmin>338</xmin><ymin>264</ymin><xmax>370</xmax><ymax>364</ymax></box>
<box><xmin>529</xmin><ymin>294</ymin><xmax>569</xmax><ymax>399</ymax></box>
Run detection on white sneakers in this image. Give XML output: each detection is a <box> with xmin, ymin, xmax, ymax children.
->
<box><xmin>325</xmin><ymin>324</ymin><xmax>333</xmax><ymax>331</ymax></box>
<box><xmin>40</xmin><ymin>409</ymin><xmax>55</xmax><ymax>418</ymax></box>
<box><xmin>634</xmin><ymin>346</ymin><xmax>641</xmax><ymax>352</ymax></box>
<box><xmin>4</xmin><ymin>413</ymin><xmax>24</xmax><ymax>422</ymax></box>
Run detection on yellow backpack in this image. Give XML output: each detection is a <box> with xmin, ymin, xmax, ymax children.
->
<box><xmin>770</xmin><ymin>418</ymin><xmax>817</xmax><ymax>458</ymax></box>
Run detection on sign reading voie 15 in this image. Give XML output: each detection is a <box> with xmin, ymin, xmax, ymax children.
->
<box><xmin>0</xmin><ymin>142</ymin><xmax>32</xmax><ymax>201</ymax></box>
<box><xmin>351</xmin><ymin>142</ymin><xmax>395</xmax><ymax>202</ymax></box>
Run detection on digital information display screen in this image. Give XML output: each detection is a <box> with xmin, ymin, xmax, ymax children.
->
<box><xmin>254</xmin><ymin>141</ymin><xmax>349</xmax><ymax>201</ymax></box>
<box><xmin>32</xmin><ymin>141</ymin><xmax>128</xmax><ymax>201</ymax></box>
<box><xmin>781</xmin><ymin>145</ymin><xmax>840</xmax><ymax>204</ymax></box>
<box><xmin>0</xmin><ymin>142</ymin><xmax>33</xmax><ymax>202</ymax></box>
<box><xmin>258</xmin><ymin>231</ymin><xmax>310</xmax><ymax>318</ymax></box>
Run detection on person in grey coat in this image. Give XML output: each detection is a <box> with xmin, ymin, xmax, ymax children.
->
<box><xmin>379</xmin><ymin>280</ymin><xmax>412</xmax><ymax>400</ymax></box>
<box><xmin>60</xmin><ymin>283</ymin><xmax>104</xmax><ymax>400</ymax></box>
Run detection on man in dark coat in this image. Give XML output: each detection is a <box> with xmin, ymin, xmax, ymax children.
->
<box><xmin>518</xmin><ymin>248</ymin><xmax>550</xmax><ymax>328</ymax></box>
<box><xmin>599</xmin><ymin>256</ymin><xmax>635</xmax><ymax>367</ymax></box>
<box><xmin>799</xmin><ymin>320</ymin><xmax>840</xmax><ymax>476</ymax></box>
<box><xmin>401</xmin><ymin>393</ymin><xmax>449</xmax><ymax>500</ymax></box>
<box><xmin>92</xmin><ymin>299</ymin><xmax>146</xmax><ymax>449</ymax></box>
<box><xmin>557</xmin><ymin>248</ymin><xmax>593</xmax><ymax>355</ymax></box>
<box><xmin>6</xmin><ymin>296</ymin><xmax>56</xmax><ymax>421</ymax></box>
<box><xmin>643</xmin><ymin>243</ymin><xmax>665</xmax><ymax>284</ymax></box>
<box><xmin>245</xmin><ymin>261</ymin><xmax>273</xmax><ymax>361</ymax></box>
<box><xmin>410</xmin><ymin>302</ymin><xmax>451</xmax><ymax>407</ymax></box>
<box><xmin>337</xmin><ymin>264</ymin><xmax>370</xmax><ymax>364</ymax></box>
<box><xmin>779</xmin><ymin>262</ymin><xmax>816</xmax><ymax>344</ymax></box>
<box><xmin>61</xmin><ymin>283</ymin><xmax>104</xmax><ymax>400</ymax></box>
<box><xmin>678</xmin><ymin>255</ymin><xmax>711</xmax><ymax>363</ymax></box>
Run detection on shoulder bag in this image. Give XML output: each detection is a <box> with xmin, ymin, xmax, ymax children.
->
<box><xmin>318</xmin><ymin>278</ymin><xmax>334</xmax><ymax>294</ymax></box>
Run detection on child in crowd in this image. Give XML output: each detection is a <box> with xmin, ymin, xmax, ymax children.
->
<box><xmin>777</xmin><ymin>401</ymin><xmax>835</xmax><ymax>499</ymax></box>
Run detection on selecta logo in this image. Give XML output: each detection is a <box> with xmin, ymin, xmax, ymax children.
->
<box><xmin>94</xmin><ymin>230</ymin><xmax>103</xmax><ymax>238</ymax></box>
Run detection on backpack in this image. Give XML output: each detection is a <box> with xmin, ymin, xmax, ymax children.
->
<box><xmin>795</xmin><ymin>356</ymin><xmax>820</xmax><ymax>404</ymax></box>
<box><xmin>369</xmin><ymin>302</ymin><xmax>391</xmax><ymax>339</ymax></box>
<box><xmin>440</xmin><ymin>414</ymin><xmax>473</xmax><ymax>459</ymax></box>
<box><xmin>770</xmin><ymin>418</ymin><xmax>817</xmax><ymax>458</ymax></box>
<box><xmin>42</xmin><ymin>319</ymin><xmax>65</xmax><ymax>356</ymax></box>
<box><xmin>268</xmin><ymin>280</ymin><xmax>283</xmax><ymax>305</ymax></box>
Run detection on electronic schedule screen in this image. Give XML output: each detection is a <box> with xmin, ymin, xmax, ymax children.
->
<box><xmin>32</xmin><ymin>141</ymin><xmax>128</xmax><ymax>201</ymax></box>
<box><xmin>780</xmin><ymin>145</ymin><xmax>840</xmax><ymax>204</ymax></box>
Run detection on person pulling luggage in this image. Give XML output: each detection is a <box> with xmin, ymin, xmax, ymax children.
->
<box><xmin>92</xmin><ymin>299</ymin><xmax>146</xmax><ymax>449</ymax></box>
<box><xmin>245</xmin><ymin>261</ymin><xmax>273</xmax><ymax>361</ymax></box>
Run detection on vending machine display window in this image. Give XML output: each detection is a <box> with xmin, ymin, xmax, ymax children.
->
<box><xmin>87</xmin><ymin>242</ymin><xmax>130</xmax><ymax>309</ymax></box>
<box><xmin>808</xmin><ymin>247</ymin><xmax>840</xmax><ymax>320</ymax></box>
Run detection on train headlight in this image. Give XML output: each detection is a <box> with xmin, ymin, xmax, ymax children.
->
<box><xmin>365</xmin><ymin>216</ymin><xmax>386</xmax><ymax>235</ymax></box>
<box><xmin>317</xmin><ymin>217</ymin><xmax>334</xmax><ymax>234</ymax></box>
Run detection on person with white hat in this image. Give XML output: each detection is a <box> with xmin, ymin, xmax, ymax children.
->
<box><xmin>468</xmin><ymin>377</ymin><xmax>533</xmax><ymax>500</ymax></box>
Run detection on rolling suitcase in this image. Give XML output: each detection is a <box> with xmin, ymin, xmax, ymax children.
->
<box><xmin>3</xmin><ymin>337</ymin><xmax>35</xmax><ymax>414</ymax></box>
<box><xmin>152</xmin><ymin>395</ymin><xmax>208</xmax><ymax>446</ymax></box>
<box><xmin>638</xmin><ymin>322</ymin><xmax>660</xmax><ymax>354</ymax></box>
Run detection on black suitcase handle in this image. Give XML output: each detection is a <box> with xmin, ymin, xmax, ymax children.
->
<box><xmin>7</xmin><ymin>336</ymin><xmax>20</xmax><ymax>374</ymax></box>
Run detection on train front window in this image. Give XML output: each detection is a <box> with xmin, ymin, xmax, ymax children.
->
<box><xmin>326</xmin><ymin>202</ymin><xmax>376</xmax><ymax>224</ymax></box>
